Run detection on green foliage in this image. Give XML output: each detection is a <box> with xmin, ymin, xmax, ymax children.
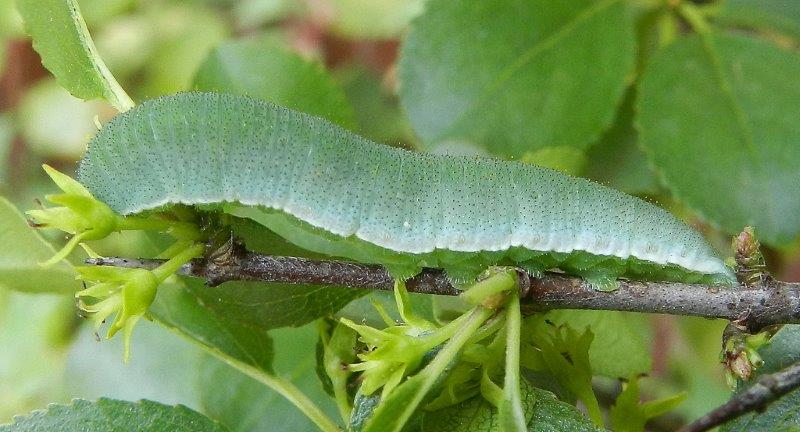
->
<box><xmin>194</xmin><ymin>39</ymin><xmax>356</xmax><ymax>129</ymax></box>
<box><xmin>714</xmin><ymin>0</ymin><xmax>800</xmax><ymax>40</ymax></box>
<box><xmin>421</xmin><ymin>382</ymin><xmax>602</xmax><ymax>432</ymax></box>
<box><xmin>17</xmin><ymin>80</ymin><xmax>106</xmax><ymax>159</ymax></box>
<box><xmin>149</xmin><ymin>278</ymin><xmax>274</xmax><ymax>372</ymax></box>
<box><xmin>0</xmin><ymin>197</ymin><xmax>78</xmax><ymax>294</ymax></box>
<box><xmin>521</xmin><ymin>319</ymin><xmax>602</xmax><ymax>425</ymax></box>
<box><xmin>197</xmin><ymin>325</ymin><xmax>338</xmax><ymax>432</ymax></box>
<box><xmin>584</xmin><ymin>90</ymin><xmax>658</xmax><ymax>195</ymax></box>
<box><xmin>609</xmin><ymin>376</ymin><xmax>686</xmax><ymax>432</ymax></box>
<box><xmin>539</xmin><ymin>310</ymin><xmax>652</xmax><ymax>379</ymax></box>
<box><xmin>399</xmin><ymin>0</ymin><xmax>634</xmax><ymax>157</ymax></box>
<box><xmin>638</xmin><ymin>32</ymin><xmax>800</xmax><ymax>246</ymax></box>
<box><xmin>185</xmin><ymin>280</ymin><xmax>365</xmax><ymax>331</ymax></box>
<box><xmin>15</xmin><ymin>0</ymin><xmax>133</xmax><ymax>110</ymax></box>
<box><xmin>0</xmin><ymin>398</ymin><xmax>227</xmax><ymax>432</ymax></box>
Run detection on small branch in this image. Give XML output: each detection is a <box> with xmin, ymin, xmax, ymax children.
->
<box><xmin>679</xmin><ymin>361</ymin><xmax>800</xmax><ymax>432</ymax></box>
<box><xmin>86</xmin><ymin>251</ymin><xmax>800</xmax><ymax>332</ymax></box>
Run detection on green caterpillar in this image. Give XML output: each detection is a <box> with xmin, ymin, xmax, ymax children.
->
<box><xmin>77</xmin><ymin>92</ymin><xmax>734</xmax><ymax>288</ymax></box>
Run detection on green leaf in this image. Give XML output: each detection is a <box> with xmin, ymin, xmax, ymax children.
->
<box><xmin>15</xmin><ymin>0</ymin><xmax>133</xmax><ymax>110</ymax></box>
<box><xmin>714</xmin><ymin>0</ymin><xmax>800</xmax><ymax>41</ymax></box>
<box><xmin>421</xmin><ymin>383</ymin><xmax>603</xmax><ymax>432</ymax></box>
<box><xmin>182</xmin><ymin>280</ymin><xmax>365</xmax><ymax>331</ymax></box>
<box><xmin>0</xmin><ymin>290</ymin><xmax>74</xmax><ymax>422</ymax></box>
<box><xmin>337</xmin><ymin>66</ymin><xmax>413</xmax><ymax>145</ymax></box>
<box><xmin>399</xmin><ymin>0</ymin><xmax>634</xmax><ymax>157</ymax></box>
<box><xmin>328</xmin><ymin>0</ymin><xmax>425</xmax><ymax>39</ymax></box>
<box><xmin>637</xmin><ymin>32</ymin><xmax>800</xmax><ymax>246</ymax></box>
<box><xmin>609</xmin><ymin>375</ymin><xmax>686</xmax><ymax>432</ymax></box>
<box><xmin>0</xmin><ymin>197</ymin><xmax>79</xmax><ymax>294</ymax></box>
<box><xmin>538</xmin><ymin>310</ymin><xmax>652</xmax><ymax>379</ymax></box>
<box><xmin>520</xmin><ymin>147</ymin><xmax>587</xmax><ymax>176</ymax></box>
<box><xmin>19</xmin><ymin>79</ymin><xmax>107</xmax><ymax>159</ymax></box>
<box><xmin>0</xmin><ymin>0</ymin><xmax>23</xmax><ymax>38</ymax></box>
<box><xmin>148</xmin><ymin>278</ymin><xmax>273</xmax><ymax>372</ymax></box>
<box><xmin>64</xmin><ymin>319</ymin><xmax>205</xmax><ymax>409</ymax></box>
<box><xmin>137</xmin><ymin>5</ymin><xmax>228</xmax><ymax>98</ymax></box>
<box><xmin>520</xmin><ymin>319</ymin><xmax>602</xmax><ymax>425</ymax></box>
<box><xmin>148</xmin><ymin>278</ymin><xmax>341</xmax><ymax>432</ymax></box>
<box><xmin>585</xmin><ymin>89</ymin><xmax>658</xmax><ymax>194</ymax></box>
<box><xmin>197</xmin><ymin>325</ymin><xmax>339</xmax><ymax>432</ymax></box>
<box><xmin>193</xmin><ymin>39</ymin><xmax>355</xmax><ymax>129</ymax></box>
<box><xmin>0</xmin><ymin>398</ymin><xmax>228</xmax><ymax>432</ymax></box>
<box><xmin>720</xmin><ymin>325</ymin><xmax>800</xmax><ymax>431</ymax></box>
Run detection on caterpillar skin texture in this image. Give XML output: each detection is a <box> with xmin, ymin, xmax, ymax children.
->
<box><xmin>78</xmin><ymin>92</ymin><xmax>734</xmax><ymax>287</ymax></box>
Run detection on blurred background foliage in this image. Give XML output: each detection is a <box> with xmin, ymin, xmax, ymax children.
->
<box><xmin>0</xmin><ymin>0</ymin><xmax>798</xmax><ymax>430</ymax></box>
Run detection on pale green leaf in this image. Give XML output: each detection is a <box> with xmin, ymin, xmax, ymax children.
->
<box><xmin>328</xmin><ymin>0</ymin><xmax>425</xmax><ymax>39</ymax></box>
<box><xmin>0</xmin><ymin>197</ymin><xmax>79</xmax><ymax>294</ymax></box>
<box><xmin>539</xmin><ymin>310</ymin><xmax>652</xmax><ymax>379</ymax></box>
<box><xmin>193</xmin><ymin>39</ymin><xmax>355</xmax><ymax>129</ymax></box>
<box><xmin>138</xmin><ymin>5</ymin><xmax>228</xmax><ymax>98</ymax></box>
<box><xmin>15</xmin><ymin>0</ymin><xmax>133</xmax><ymax>110</ymax></box>
<box><xmin>609</xmin><ymin>375</ymin><xmax>686</xmax><ymax>432</ymax></box>
<box><xmin>638</xmin><ymin>32</ymin><xmax>800</xmax><ymax>246</ymax></box>
<box><xmin>399</xmin><ymin>0</ymin><xmax>634</xmax><ymax>157</ymax></box>
<box><xmin>0</xmin><ymin>291</ymin><xmax>74</xmax><ymax>422</ymax></box>
<box><xmin>64</xmin><ymin>319</ymin><xmax>205</xmax><ymax>410</ymax></box>
<box><xmin>19</xmin><ymin>79</ymin><xmax>107</xmax><ymax>159</ymax></box>
<box><xmin>0</xmin><ymin>398</ymin><xmax>228</xmax><ymax>432</ymax></box>
<box><xmin>197</xmin><ymin>325</ymin><xmax>339</xmax><ymax>432</ymax></box>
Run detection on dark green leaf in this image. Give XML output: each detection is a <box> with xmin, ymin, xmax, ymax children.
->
<box><xmin>0</xmin><ymin>398</ymin><xmax>228</xmax><ymax>432</ymax></box>
<box><xmin>0</xmin><ymin>197</ymin><xmax>79</xmax><ymax>294</ymax></box>
<box><xmin>148</xmin><ymin>277</ymin><xmax>273</xmax><ymax>372</ymax></box>
<box><xmin>721</xmin><ymin>325</ymin><xmax>800</xmax><ymax>431</ymax></box>
<box><xmin>638</xmin><ymin>32</ymin><xmax>800</xmax><ymax>246</ymax></box>
<box><xmin>421</xmin><ymin>383</ymin><xmax>603</xmax><ymax>432</ymax></box>
<box><xmin>183</xmin><ymin>280</ymin><xmax>365</xmax><ymax>331</ymax></box>
<box><xmin>15</xmin><ymin>0</ymin><xmax>133</xmax><ymax>110</ymax></box>
<box><xmin>399</xmin><ymin>0</ymin><xmax>634</xmax><ymax>157</ymax></box>
<box><xmin>194</xmin><ymin>39</ymin><xmax>355</xmax><ymax>129</ymax></box>
<box><xmin>197</xmin><ymin>325</ymin><xmax>339</xmax><ymax>432</ymax></box>
<box><xmin>337</xmin><ymin>66</ymin><xmax>413</xmax><ymax>145</ymax></box>
<box><xmin>585</xmin><ymin>90</ymin><xmax>658</xmax><ymax>194</ymax></box>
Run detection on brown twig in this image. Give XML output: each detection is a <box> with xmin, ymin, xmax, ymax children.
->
<box><xmin>679</xmin><ymin>361</ymin><xmax>800</xmax><ymax>432</ymax></box>
<box><xmin>86</xmin><ymin>251</ymin><xmax>800</xmax><ymax>332</ymax></box>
